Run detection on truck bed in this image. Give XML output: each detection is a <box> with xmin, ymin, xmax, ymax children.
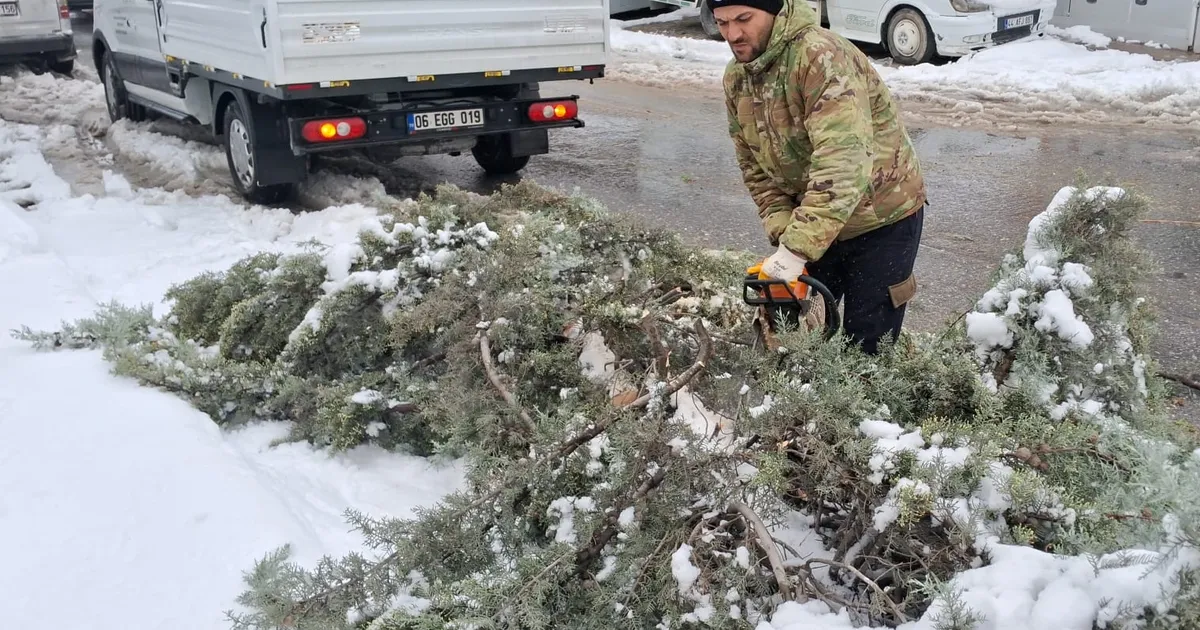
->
<box><xmin>160</xmin><ymin>0</ymin><xmax>610</xmax><ymax>88</ymax></box>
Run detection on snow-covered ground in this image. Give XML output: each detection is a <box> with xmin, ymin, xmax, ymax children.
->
<box><xmin>0</xmin><ymin>117</ymin><xmax>465</xmax><ymax>630</ymax></box>
<box><xmin>609</xmin><ymin>14</ymin><xmax>1200</xmax><ymax>128</ymax></box>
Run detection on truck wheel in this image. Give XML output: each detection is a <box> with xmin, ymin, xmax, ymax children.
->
<box><xmin>101</xmin><ymin>52</ymin><xmax>145</xmax><ymax>123</ymax></box>
<box><xmin>472</xmin><ymin>134</ymin><xmax>530</xmax><ymax>176</ymax></box>
<box><xmin>222</xmin><ymin>101</ymin><xmax>295</xmax><ymax>205</ymax></box>
<box><xmin>886</xmin><ymin>8</ymin><xmax>935</xmax><ymax>65</ymax></box>
<box><xmin>700</xmin><ymin>1</ymin><xmax>724</xmax><ymax>40</ymax></box>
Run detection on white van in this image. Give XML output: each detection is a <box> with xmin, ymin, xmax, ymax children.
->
<box><xmin>633</xmin><ymin>0</ymin><xmax>1055</xmax><ymax>64</ymax></box>
<box><xmin>0</xmin><ymin>0</ymin><xmax>76</xmax><ymax>74</ymax></box>
<box><xmin>91</xmin><ymin>0</ymin><xmax>610</xmax><ymax>204</ymax></box>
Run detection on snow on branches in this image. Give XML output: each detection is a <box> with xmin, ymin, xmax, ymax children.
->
<box><xmin>14</xmin><ymin>181</ymin><xmax>1200</xmax><ymax>630</ymax></box>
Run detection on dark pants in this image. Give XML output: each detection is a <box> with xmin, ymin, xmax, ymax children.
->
<box><xmin>806</xmin><ymin>206</ymin><xmax>925</xmax><ymax>355</ymax></box>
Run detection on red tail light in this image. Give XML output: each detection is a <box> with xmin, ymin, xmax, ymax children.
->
<box><xmin>301</xmin><ymin>117</ymin><xmax>367</xmax><ymax>143</ymax></box>
<box><xmin>528</xmin><ymin>100</ymin><xmax>578</xmax><ymax>123</ymax></box>
<box><xmin>57</xmin><ymin>0</ymin><xmax>69</xmax><ymax>19</ymax></box>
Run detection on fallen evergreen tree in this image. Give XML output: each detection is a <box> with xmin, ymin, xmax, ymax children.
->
<box><xmin>15</xmin><ymin>180</ymin><xmax>1200</xmax><ymax>629</ymax></box>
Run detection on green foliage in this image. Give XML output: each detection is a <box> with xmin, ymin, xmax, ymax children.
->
<box><xmin>15</xmin><ymin>180</ymin><xmax>1200</xmax><ymax>630</ymax></box>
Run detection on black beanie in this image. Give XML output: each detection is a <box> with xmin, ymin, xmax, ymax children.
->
<box><xmin>707</xmin><ymin>0</ymin><xmax>784</xmax><ymax>15</ymax></box>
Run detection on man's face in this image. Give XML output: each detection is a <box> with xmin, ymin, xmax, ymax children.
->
<box><xmin>714</xmin><ymin>6</ymin><xmax>777</xmax><ymax>63</ymax></box>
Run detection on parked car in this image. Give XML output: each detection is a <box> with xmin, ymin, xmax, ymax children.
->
<box><xmin>91</xmin><ymin>0</ymin><xmax>611</xmax><ymax>204</ymax></box>
<box><xmin>623</xmin><ymin>0</ymin><xmax>1055</xmax><ymax>65</ymax></box>
<box><xmin>0</xmin><ymin>0</ymin><xmax>76</xmax><ymax>74</ymax></box>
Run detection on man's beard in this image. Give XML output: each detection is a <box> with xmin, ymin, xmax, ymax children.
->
<box><xmin>729</xmin><ymin>41</ymin><xmax>763</xmax><ymax>62</ymax></box>
<box><xmin>724</xmin><ymin>38</ymin><xmax>763</xmax><ymax>63</ymax></box>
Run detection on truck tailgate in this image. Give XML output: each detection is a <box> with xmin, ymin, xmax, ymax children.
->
<box><xmin>272</xmin><ymin>0</ymin><xmax>610</xmax><ymax>86</ymax></box>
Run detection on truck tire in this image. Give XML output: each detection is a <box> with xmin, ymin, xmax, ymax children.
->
<box><xmin>101</xmin><ymin>51</ymin><xmax>145</xmax><ymax>123</ymax></box>
<box><xmin>886</xmin><ymin>8</ymin><xmax>935</xmax><ymax>65</ymax></box>
<box><xmin>221</xmin><ymin>100</ymin><xmax>295</xmax><ymax>205</ymax></box>
<box><xmin>472</xmin><ymin>134</ymin><xmax>530</xmax><ymax>176</ymax></box>
<box><xmin>700</xmin><ymin>1</ymin><xmax>724</xmax><ymax>40</ymax></box>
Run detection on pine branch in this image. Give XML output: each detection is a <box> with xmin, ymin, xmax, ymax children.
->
<box><xmin>478</xmin><ymin>326</ymin><xmax>536</xmax><ymax>436</ymax></box>
<box><xmin>575</xmin><ymin>461</ymin><xmax>672</xmax><ymax>576</ymax></box>
<box><xmin>728</xmin><ymin>501</ymin><xmax>799</xmax><ymax>603</ymax></box>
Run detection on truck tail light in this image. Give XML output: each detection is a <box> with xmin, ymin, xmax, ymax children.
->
<box><xmin>301</xmin><ymin>117</ymin><xmax>367</xmax><ymax>143</ymax></box>
<box><xmin>528</xmin><ymin>100</ymin><xmax>578</xmax><ymax>123</ymax></box>
<box><xmin>57</xmin><ymin>0</ymin><xmax>70</xmax><ymax>21</ymax></box>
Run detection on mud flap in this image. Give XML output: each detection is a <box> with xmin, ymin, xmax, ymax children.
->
<box><xmin>509</xmin><ymin>129</ymin><xmax>549</xmax><ymax>158</ymax></box>
<box><xmin>215</xmin><ymin>87</ymin><xmax>307</xmax><ymax>188</ymax></box>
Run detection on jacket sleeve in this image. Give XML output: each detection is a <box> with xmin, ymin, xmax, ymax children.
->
<box><xmin>724</xmin><ymin>82</ymin><xmax>795</xmax><ymax>246</ymax></box>
<box><xmin>778</xmin><ymin>40</ymin><xmax>874</xmax><ymax>262</ymax></box>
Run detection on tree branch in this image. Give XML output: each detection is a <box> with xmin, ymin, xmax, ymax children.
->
<box><xmin>805</xmin><ymin>558</ymin><xmax>909</xmax><ymax>624</ymax></box>
<box><xmin>639</xmin><ymin>314</ymin><xmax>671</xmax><ymax>378</ymax></box>
<box><xmin>478</xmin><ymin>328</ymin><xmax>536</xmax><ymax>435</ymax></box>
<box><xmin>729</xmin><ymin>501</ymin><xmax>799</xmax><ymax>603</ymax></box>
<box><xmin>1160</xmin><ymin>371</ymin><xmax>1200</xmax><ymax>391</ymax></box>
<box><xmin>576</xmin><ymin>461</ymin><xmax>672</xmax><ymax>576</ymax></box>
<box><xmin>622</xmin><ymin>319</ymin><xmax>713</xmax><ymax>410</ymax></box>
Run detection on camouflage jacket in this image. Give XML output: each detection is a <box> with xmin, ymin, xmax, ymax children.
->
<box><xmin>723</xmin><ymin>0</ymin><xmax>926</xmax><ymax>262</ymax></box>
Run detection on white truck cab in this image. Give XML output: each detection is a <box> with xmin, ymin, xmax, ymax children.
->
<box><xmin>0</xmin><ymin>0</ymin><xmax>76</xmax><ymax>74</ymax></box>
<box><xmin>91</xmin><ymin>0</ymin><xmax>610</xmax><ymax>204</ymax></box>
<box><xmin>652</xmin><ymin>0</ymin><xmax>1055</xmax><ymax>64</ymax></box>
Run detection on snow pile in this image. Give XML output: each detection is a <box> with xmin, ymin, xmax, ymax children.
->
<box><xmin>1046</xmin><ymin>24</ymin><xmax>1114</xmax><ymax>49</ymax></box>
<box><xmin>0</xmin><ymin>117</ymin><xmax>465</xmax><ymax>630</ymax></box>
<box><xmin>608</xmin><ymin>12</ymin><xmax>1200</xmax><ymax>127</ymax></box>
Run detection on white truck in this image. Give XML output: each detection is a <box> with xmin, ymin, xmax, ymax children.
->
<box><xmin>0</xmin><ymin>0</ymin><xmax>76</xmax><ymax>74</ymax></box>
<box><xmin>91</xmin><ymin>0</ymin><xmax>611</xmax><ymax>203</ymax></box>
<box><xmin>630</xmin><ymin>0</ymin><xmax>1055</xmax><ymax>65</ymax></box>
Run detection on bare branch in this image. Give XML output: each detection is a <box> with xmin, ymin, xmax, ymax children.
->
<box><xmin>639</xmin><ymin>314</ymin><xmax>671</xmax><ymax>378</ymax></box>
<box><xmin>806</xmin><ymin>558</ymin><xmax>909</xmax><ymax>624</ymax></box>
<box><xmin>623</xmin><ymin>320</ymin><xmax>713</xmax><ymax>410</ymax></box>
<box><xmin>478</xmin><ymin>328</ymin><xmax>536</xmax><ymax>435</ymax></box>
<box><xmin>729</xmin><ymin>501</ymin><xmax>800</xmax><ymax>603</ymax></box>
<box><xmin>1160</xmin><ymin>371</ymin><xmax>1200</xmax><ymax>391</ymax></box>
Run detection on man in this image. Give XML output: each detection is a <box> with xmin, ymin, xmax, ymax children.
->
<box><xmin>715</xmin><ymin>0</ymin><xmax>927</xmax><ymax>354</ymax></box>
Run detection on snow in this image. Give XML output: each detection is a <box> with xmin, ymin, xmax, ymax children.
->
<box><xmin>899</xmin><ymin>518</ymin><xmax>1200</xmax><ymax>630</ymax></box>
<box><xmin>1034</xmin><ymin>289</ymin><xmax>1095</xmax><ymax>348</ymax></box>
<box><xmin>1046</xmin><ymin>24</ymin><xmax>1113</xmax><ymax>49</ymax></box>
<box><xmin>608</xmin><ymin>15</ymin><xmax>1200</xmax><ymax>127</ymax></box>
<box><xmin>546</xmin><ymin>496</ymin><xmax>597</xmax><ymax>544</ymax></box>
<box><xmin>671</xmin><ymin>544</ymin><xmax>702</xmax><ymax>596</ymax></box>
<box><xmin>0</xmin><ymin>118</ymin><xmax>466</xmax><ymax>629</ymax></box>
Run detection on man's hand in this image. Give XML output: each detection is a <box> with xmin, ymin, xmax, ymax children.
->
<box><xmin>761</xmin><ymin>244</ymin><xmax>807</xmax><ymax>282</ymax></box>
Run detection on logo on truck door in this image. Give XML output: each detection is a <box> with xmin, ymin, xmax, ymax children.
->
<box><xmin>302</xmin><ymin>22</ymin><xmax>362</xmax><ymax>44</ymax></box>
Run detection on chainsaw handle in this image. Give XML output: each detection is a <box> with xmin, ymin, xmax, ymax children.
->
<box><xmin>797</xmin><ymin>274</ymin><xmax>841</xmax><ymax>339</ymax></box>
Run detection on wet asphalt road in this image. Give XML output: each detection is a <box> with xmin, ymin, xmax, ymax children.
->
<box><xmin>62</xmin><ymin>18</ymin><xmax>1200</xmax><ymax>407</ymax></box>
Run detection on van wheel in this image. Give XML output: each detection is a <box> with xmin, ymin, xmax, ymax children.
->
<box><xmin>700</xmin><ymin>1</ymin><xmax>724</xmax><ymax>40</ymax></box>
<box><xmin>472</xmin><ymin>134</ymin><xmax>530</xmax><ymax>176</ymax></box>
<box><xmin>101</xmin><ymin>52</ymin><xmax>145</xmax><ymax>123</ymax></box>
<box><xmin>222</xmin><ymin>101</ymin><xmax>295</xmax><ymax>205</ymax></box>
<box><xmin>886</xmin><ymin>8</ymin><xmax>935</xmax><ymax>65</ymax></box>
<box><xmin>48</xmin><ymin>58</ymin><xmax>74</xmax><ymax>75</ymax></box>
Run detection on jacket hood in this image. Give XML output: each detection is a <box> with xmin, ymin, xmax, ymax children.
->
<box><xmin>742</xmin><ymin>0</ymin><xmax>818</xmax><ymax>75</ymax></box>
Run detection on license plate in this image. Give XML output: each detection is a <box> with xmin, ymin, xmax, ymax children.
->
<box><xmin>1001</xmin><ymin>12</ymin><xmax>1036</xmax><ymax>29</ymax></box>
<box><xmin>407</xmin><ymin>108</ymin><xmax>485</xmax><ymax>133</ymax></box>
<box><xmin>0</xmin><ymin>2</ymin><xmax>19</xmax><ymax>16</ymax></box>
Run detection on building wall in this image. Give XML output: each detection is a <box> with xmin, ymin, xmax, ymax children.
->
<box><xmin>1052</xmin><ymin>0</ymin><xmax>1199</xmax><ymax>50</ymax></box>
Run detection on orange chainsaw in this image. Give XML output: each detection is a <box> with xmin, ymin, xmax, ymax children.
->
<box><xmin>742</xmin><ymin>259</ymin><xmax>840</xmax><ymax>349</ymax></box>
